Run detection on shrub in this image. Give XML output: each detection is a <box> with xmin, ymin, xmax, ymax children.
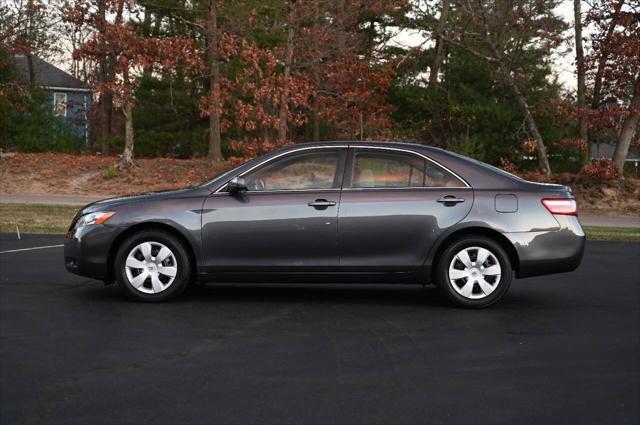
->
<box><xmin>103</xmin><ymin>165</ymin><xmax>118</xmax><ymax>179</ymax></box>
<box><xmin>583</xmin><ymin>158</ymin><xmax>618</xmax><ymax>180</ymax></box>
<box><xmin>499</xmin><ymin>157</ymin><xmax>519</xmax><ymax>174</ymax></box>
<box><xmin>552</xmin><ymin>138</ymin><xmax>588</xmax><ymax>173</ymax></box>
<box><xmin>1</xmin><ymin>88</ymin><xmax>82</xmax><ymax>153</ymax></box>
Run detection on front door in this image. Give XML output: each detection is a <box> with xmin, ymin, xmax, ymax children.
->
<box><xmin>338</xmin><ymin>148</ymin><xmax>473</xmax><ymax>272</ymax></box>
<box><xmin>201</xmin><ymin>148</ymin><xmax>346</xmax><ymax>272</ymax></box>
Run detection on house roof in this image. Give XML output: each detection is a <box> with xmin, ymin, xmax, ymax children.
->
<box><xmin>13</xmin><ymin>55</ymin><xmax>90</xmax><ymax>91</ymax></box>
<box><xmin>591</xmin><ymin>143</ymin><xmax>640</xmax><ymax>161</ymax></box>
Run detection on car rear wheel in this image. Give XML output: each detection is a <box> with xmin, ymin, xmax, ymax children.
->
<box><xmin>114</xmin><ymin>230</ymin><xmax>192</xmax><ymax>302</ymax></box>
<box><xmin>436</xmin><ymin>236</ymin><xmax>512</xmax><ymax>308</ymax></box>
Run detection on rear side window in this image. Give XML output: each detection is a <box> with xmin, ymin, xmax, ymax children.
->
<box><xmin>351</xmin><ymin>150</ymin><xmax>464</xmax><ymax>188</ymax></box>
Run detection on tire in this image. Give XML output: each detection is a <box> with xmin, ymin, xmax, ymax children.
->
<box><xmin>435</xmin><ymin>236</ymin><xmax>512</xmax><ymax>308</ymax></box>
<box><xmin>114</xmin><ymin>229</ymin><xmax>192</xmax><ymax>302</ymax></box>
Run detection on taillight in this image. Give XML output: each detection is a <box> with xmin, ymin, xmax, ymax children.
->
<box><xmin>541</xmin><ymin>198</ymin><xmax>577</xmax><ymax>216</ymax></box>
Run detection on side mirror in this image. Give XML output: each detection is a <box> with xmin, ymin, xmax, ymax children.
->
<box><xmin>227</xmin><ymin>177</ymin><xmax>248</xmax><ymax>194</ymax></box>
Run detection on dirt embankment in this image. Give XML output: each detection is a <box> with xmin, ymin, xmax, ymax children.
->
<box><xmin>1</xmin><ymin>153</ymin><xmax>638</xmax><ymax>217</ymax></box>
<box><xmin>521</xmin><ymin>172</ymin><xmax>640</xmax><ymax>217</ymax></box>
<box><xmin>0</xmin><ymin>153</ymin><xmax>229</xmax><ymax>197</ymax></box>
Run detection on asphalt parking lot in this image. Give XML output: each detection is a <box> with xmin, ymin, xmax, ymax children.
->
<box><xmin>1</xmin><ymin>233</ymin><xmax>638</xmax><ymax>425</ymax></box>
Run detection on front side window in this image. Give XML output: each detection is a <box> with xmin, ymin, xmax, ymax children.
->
<box><xmin>53</xmin><ymin>92</ymin><xmax>67</xmax><ymax>117</ymax></box>
<box><xmin>352</xmin><ymin>150</ymin><xmax>464</xmax><ymax>188</ymax></box>
<box><xmin>243</xmin><ymin>150</ymin><xmax>341</xmax><ymax>191</ymax></box>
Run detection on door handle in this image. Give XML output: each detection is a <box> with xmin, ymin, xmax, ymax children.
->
<box><xmin>308</xmin><ymin>199</ymin><xmax>337</xmax><ymax>209</ymax></box>
<box><xmin>437</xmin><ymin>195</ymin><xmax>465</xmax><ymax>206</ymax></box>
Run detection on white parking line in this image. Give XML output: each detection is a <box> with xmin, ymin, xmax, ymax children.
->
<box><xmin>0</xmin><ymin>244</ymin><xmax>64</xmax><ymax>254</ymax></box>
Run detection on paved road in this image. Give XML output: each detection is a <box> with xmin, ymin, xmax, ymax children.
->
<box><xmin>580</xmin><ymin>215</ymin><xmax>640</xmax><ymax>228</ymax></box>
<box><xmin>1</xmin><ymin>234</ymin><xmax>639</xmax><ymax>425</ymax></box>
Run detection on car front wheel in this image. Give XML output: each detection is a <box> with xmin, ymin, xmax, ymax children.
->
<box><xmin>114</xmin><ymin>230</ymin><xmax>192</xmax><ymax>302</ymax></box>
<box><xmin>436</xmin><ymin>236</ymin><xmax>512</xmax><ymax>308</ymax></box>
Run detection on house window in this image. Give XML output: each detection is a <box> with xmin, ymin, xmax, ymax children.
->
<box><xmin>53</xmin><ymin>92</ymin><xmax>67</xmax><ymax>117</ymax></box>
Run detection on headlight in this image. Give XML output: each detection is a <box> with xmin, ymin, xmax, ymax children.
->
<box><xmin>73</xmin><ymin>211</ymin><xmax>115</xmax><ymax>229</ymax></box>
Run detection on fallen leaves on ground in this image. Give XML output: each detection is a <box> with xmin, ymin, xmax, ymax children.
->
<box><xmin>1</xmin><ymin>153</ymin><xmax>231</xmax><ymax>196</ymax></box>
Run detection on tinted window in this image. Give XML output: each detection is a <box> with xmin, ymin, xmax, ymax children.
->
<box><xmin>243</xmin><ymin>150</ymin><xmax>340</xmax><ymax>191</ymax></box>
<box><xmin>352</xmin><ymin>150</ymin><xmax>464</xmax><ymax>188</ymax></box>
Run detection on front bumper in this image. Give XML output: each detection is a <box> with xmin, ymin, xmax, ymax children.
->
<box><xmin>505</xmin><ymin>215</ymin><xmax>586</xmax><ymax>279</ymax></box>
<box><xmin>64</xmin><ymin>224</ymin><xmax>117</xmax><ymax>281</ymax></box>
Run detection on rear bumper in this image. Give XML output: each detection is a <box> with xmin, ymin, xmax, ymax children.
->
<box><xmin>505</xmin><ymin>215</ymin><xmax>586</xmax><ymax>279</ymax></box>
<box><xmin>64</xmin><ymin>225</ymin><xmax>116</xmax><ymax>281</ymax></box>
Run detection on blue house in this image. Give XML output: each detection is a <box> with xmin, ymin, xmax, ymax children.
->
<box><xmin>13</xmin><ymin>55</ymin><xmax>92</xmax><ymax>145</ymax></box>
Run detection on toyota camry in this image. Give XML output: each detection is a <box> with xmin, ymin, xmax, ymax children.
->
<box><xmin>65</xmin><ymin>141</ymin><xmax>585</xmax><ymax>307</ymax></box>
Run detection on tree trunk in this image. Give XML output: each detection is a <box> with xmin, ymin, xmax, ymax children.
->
<box><xmin>25</xmin><ymin>0</ymin><xmax>35</xmax><ymax>85</ymax></box>
<box><xmin>429</xmin><ymin>0</ymin><xmax>450</xmax><ymax>87</ymax></box>
<box><xmin>612</xmin><ymin>76</ymin><xmax>640</xmax><ymax>178</ymax></box>
<box><xmin>499</xmin><ymin>64</ymin><xmax>552</xmax><ymax>174</ymax></box>
<box><xmin>207</xmin><ymin>0</ymin><xmax>223</xmax><ymax>162</ymax></box>
<box><xmin>96</xmin><ymin>1</ymin><xmax>113</xmax><ymax>155</ymax></box>
<box><xmin>312</xmin><ymin>93</ymin><xmax>320</xmax><ymax>142</ymax></box>
<box><xmin>591</xmin><ymin>0</ymin><xmax>625</xmax><ymax>111</ymax></box>
<box><xmin>142</xmin><ymin>8</ymin><xmax>153</xmax><ymax>79</ymax></box>
<box><xmin>119</xmin><ymin>102</ymin><xmax>135</xmax><ymax>169</ymax></box>
<box><xmin>278</xmin><ymin>0</ymin><xmax>295</xmax><ymax>143</ymax></box>
<box><xmin>99</xmin><ymin>93</ymin><xmax>113</xmax><ymax>155</ymax></box>
<box><xmin>310</xmin><ymin>0</ymin><xmax>321</xmax><ymax>143</ymax></box>
<box><xmin>589</xmin><ymin>0</ymin><xmax>625</xmax><ymax>160</ymax></box>
<box><xmin>574</xmin><ymin>0</ymin><xmax>588</xmax><ymax>145</ymax></box>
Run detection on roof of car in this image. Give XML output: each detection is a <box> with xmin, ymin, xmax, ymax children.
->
<box><xmin>280</xmin><ymin>140</ymin><xmax>450</xmax><ymax>154</ymax></box>
<box><xmin>285</xmin><ymin>140</ymin><xmax>431</xmax><ymax>147</ymax></box>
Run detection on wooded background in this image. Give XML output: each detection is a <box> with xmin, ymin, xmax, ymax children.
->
<box><xmin>1</xmin><ymin>0</ymin><xmax>638</xmax><ymax>179</ymax></box>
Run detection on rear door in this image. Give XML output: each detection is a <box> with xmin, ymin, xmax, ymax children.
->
<box><xmin>338</xmin><ymin>147</ymin><xmax>473</xmax><ymax>272</ymax></box>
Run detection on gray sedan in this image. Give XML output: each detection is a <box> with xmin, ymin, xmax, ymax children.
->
<box><xmin>64</xmin><ymin>141</ymin><xmax>585</xmax><ymax>308</ymax></box>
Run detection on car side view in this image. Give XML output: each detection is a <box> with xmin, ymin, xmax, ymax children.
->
<box><xmin>64</xmin><ymin>141</ymin><xmax>585</xmax><ymax>308</ymax></box>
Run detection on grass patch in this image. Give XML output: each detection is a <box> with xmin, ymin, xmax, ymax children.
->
<box><xmin>583</xmin><ymin>226</ymin><xmax>640</xmax><ymax>241</ymax></box>
<box><xmin>103</xmin><ymin>165</ymin><xmax>118</xmax><ymax>179</ymax></box>
<box><xmin>0</xmin><ymin>203</ymin><xmax>79</xmax><ymax>234</ymax></box>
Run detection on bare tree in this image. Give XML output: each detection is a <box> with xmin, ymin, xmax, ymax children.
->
<box><xmin>585</xmin><ymin>0</ymin><xmax>638</xmax><ymax>178</ymax></box>
<box><xmin>428</xmin><ymin>0</ymin><xmax>450</xmax><ymax>87</ymax></box>
<box><xmin>2</xmin><ymin>0</ymin><xmax>61</xmax><ymax>83</ymax></box>
<box><xmin>574</xmin><ymin>0</ymin><xmax>588</xmax><ymax>147</ymax></box>
<box><xmin>590</xmin><ymin>0</ymin><xmax>625</xmax><ymax>112</ymax></box>
<box><xmin>278</xmin><ymin>0</ymin><xmax>296</xmax><ymax>143</ymax></box>
<box><xmin>438</xmin><ymin>0</ymin><xmax>564</xmax><ymax>174</ymax></box>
